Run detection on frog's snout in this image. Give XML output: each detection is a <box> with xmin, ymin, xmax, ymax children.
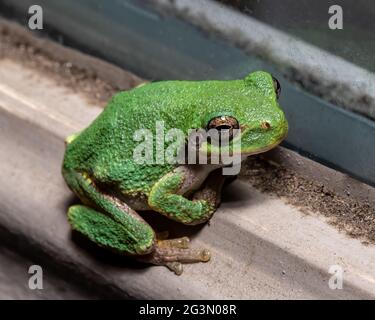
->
<box><xmin>261</xmin><ymin>110</ymin><xmax>288</xmax><ymax>144</ymax></box>
<box><xmin>272</xmin><ymin>111</ymin><xmax>289</xmax><ymax>142</ymax></box>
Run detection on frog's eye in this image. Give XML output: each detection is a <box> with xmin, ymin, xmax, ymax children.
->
<box><xmin>272</xmin><ymin>76</ymin><xmax>281</xmax><ymax>99</ymax></box>
<box><xmin>206</xmin><ymin>115</ymin><xmax>239</xmax><ymax>141</ymax></box>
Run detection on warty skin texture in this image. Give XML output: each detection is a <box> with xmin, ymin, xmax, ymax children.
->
<box><xmin>62</xmin><ymin>71</ymin><xmax>288</xmax><ymax>273</ymax></box>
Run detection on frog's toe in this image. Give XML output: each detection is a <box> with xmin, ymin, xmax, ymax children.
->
<box><xmin>165</xmin><ymin>262</ymin><xmax>183</xmax><ymax>276</ymax></box>
<box><xmin>158</xmin><ymin>236</ymin><xmax>190</xmax><ymax>249</ymax></box>
<box><xmin>138</xmin><ymin>237</ymin><xmax>211</xmax><ymax>275</ymax></box>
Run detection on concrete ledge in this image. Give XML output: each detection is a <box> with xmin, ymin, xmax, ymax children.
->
<box><xmin>1</xmin><ymin>40</ymin><xmax>375</xmax><ymax>298</ymax></box>
<box><xmin>0</xmin><ymin>17</ymin><xmax>143</xmax><ymax>105</ymax></box>
<box><xmin>0</xmin><ymin>246</ymin><xmax>97</xmax><ymax>299</ymax></box>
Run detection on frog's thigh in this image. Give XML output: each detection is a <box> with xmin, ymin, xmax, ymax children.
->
<box><xmin>148</xmin><ymin>166</ymin><xmax>217</xmax><ymax>225</ymax></box>
<box><xmin>66</xmin><ymin>170</ymin><xmax>155</xmax><ymax>255</ymax></box>
<box><xmin>68</xmin><ymin>205</ymin><xmax>152</xmax><ymax>255</ymax></box>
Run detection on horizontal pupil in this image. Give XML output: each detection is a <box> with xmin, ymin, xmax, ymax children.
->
<box><xmin>216</xmin><ymin>125</ymin><xmax>232</xmax><ymax>130</ymax></box>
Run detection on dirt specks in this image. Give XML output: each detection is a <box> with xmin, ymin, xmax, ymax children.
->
<box><xmin>241</xmin><ymin>156</ymin><xmax>375</xmax><ymax>244</ymax></box>
<box><xmin>0</xmin><ymin>20</ymin><xmax>143</xmax><ymax>106</ymax></box>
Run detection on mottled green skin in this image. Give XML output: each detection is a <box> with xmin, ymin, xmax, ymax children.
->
<box><xmin>62</xmin><ymin>71</ymin><xmax>288</xmax><ymax>256</ymax></box>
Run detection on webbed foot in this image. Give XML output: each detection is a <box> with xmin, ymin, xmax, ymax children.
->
<box><xmin>139</xmin><ymin>234</ymin><xmax>211</xmax><ymax>275</ymax></box>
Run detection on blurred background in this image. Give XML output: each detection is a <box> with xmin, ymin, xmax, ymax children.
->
<box><xmin>219</xmin><ymin>0</ymin><xmax>375</xmax><ymax>72</ymax></box>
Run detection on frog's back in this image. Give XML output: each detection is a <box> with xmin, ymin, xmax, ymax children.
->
<box><xmin>63</xmin><ymin>79</ymin><xmax>241</xmax><ymax>192</ymax></box>
<box><xmin>62</xmin><ymin>86</ymin><xmax>182</xmax><ymax>193</ymax></box>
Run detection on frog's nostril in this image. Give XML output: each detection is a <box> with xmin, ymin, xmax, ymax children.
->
<box><xmin>261</xmin><ymin>121</ymin><xmax>271</xmax><ymax>130</ymax></box>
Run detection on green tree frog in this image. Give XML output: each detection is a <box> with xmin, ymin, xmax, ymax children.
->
<box><xmin>62</xmin><ymin>71</ymin><xmax>288</xmax><ymax>275</ymax></box>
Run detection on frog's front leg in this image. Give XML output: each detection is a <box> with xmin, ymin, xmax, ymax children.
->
<box><xmin>148</xmin><ymin>165</ymin><xmax>224</xmax><ymax>225</ymax></box>
<box><xmin>190</xmin><ymin>168</ymin><xmax>228</xmax><ymax>210</ymax></box>
<box><xmin>144</xmin><ymin>166</ymin><xmax>227</xmax><ymax>274</ymax></box>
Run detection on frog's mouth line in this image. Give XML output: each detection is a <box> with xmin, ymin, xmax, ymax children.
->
<box><xmin>239</xmin><ymin>123</ymin><xmax>289</xmax><ymax>156</ymax></box>
<box><xmin>202</xmin><ymin>127</ymin><xmax>288</xmax><ymax>158</ymax></box>
<box><xmin>240</xmin><ymin>138</ymin><xmax>284</xmax><ymax>156</ymax></box>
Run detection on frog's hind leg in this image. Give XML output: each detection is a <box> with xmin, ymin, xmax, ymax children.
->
<box><xmin>64</xmin><ymin>169</ymin><xmax>211</xmax><ymax>274</ymax></box>
<box><xmin>68</xmin><ymin>205</ymin><xmax>154</xmax><ymax>255</ymax></box>
<box><xmin>138</xmin><ymin>236</ymin><xmax>211</xmax><ymax>275</ymax></box>
<box><xmin>64</xmin><ymin>169</ymin><xmax>155</xmax><ymax>256</ymax></box>
<box><xmin>69</xmin><ymin>204</ymin><xmax>210</xmax><ymax>274</ymax></box>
